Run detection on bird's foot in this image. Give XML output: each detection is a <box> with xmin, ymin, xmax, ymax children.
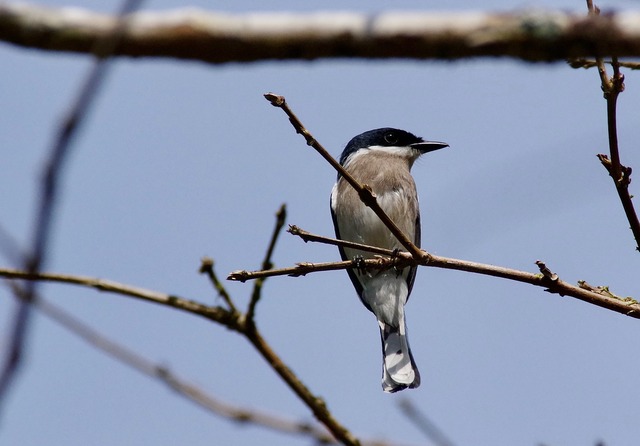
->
<box><xmin>391</xmin><ymin>248</ymin><xmax>403</xmax><ymax>277</ymax></box>
<box><xmin>353</xmin><ymin>255</ymin><xmax>367</xmax><ymax>274</ymax></box>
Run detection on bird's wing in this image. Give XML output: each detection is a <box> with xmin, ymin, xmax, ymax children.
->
<box><xmin>405</xmin><ymin>212</ymin><xmax>420</xmax><ymax>299</ymax></box>
<box><xmin>330</xmin><ymin>195</ymin><xmax>368</xmax><ymax>307</ymax></box>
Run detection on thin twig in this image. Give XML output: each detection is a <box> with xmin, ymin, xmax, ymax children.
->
<box><xmin>247</xmin><ymin>203</ymin><xmax>287</xmax><ymax>325</ymax></box>
<box><xmin>586</xmin><ymin>1</ymin><xmax>640</xmax><ymax>251</ymax></box>
<box><xmin>33</xmin><ymin>297</ymin><xmax>335</xmax><ymax>443</ymax></box>
<box><xmin>288</xmin><ymin>224</ymin><xmax>399</xmax><ymax>257</ymax></box>
<box><xmin>200</xmin><ymin>257</ymin><xmax>238</xmax><ymax>313</ymax></box>
<box><xmin>398</xmin><ymin>399</ymin><xmax>456</xmax><ymax>446</ymax></box>
<box><xmin>264</xmin><ymin>93</ymin><xmax>425</xmax><ymax>261</ymax></box>
<box><xmin>0</xmin><ymin>0</ymin><xmax>146</xmax><ymax>412</ymax></box>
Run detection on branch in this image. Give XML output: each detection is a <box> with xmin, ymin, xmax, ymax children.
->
<box><xmin>264</xmin><ymin>93</ymin><xmax>425</xmax><ymax>261</ymax></box>
<box><xmin>2</xmin><ymin>280</ymin><xmax>400</xmax><ymax>446</ymax></box>
<box><xmin>0</xmin><ymin>0</ymin><xmax>145</xmax><ymax>413</ymax></box>
<box><xmin>587</xmin><ymin>2</ymin><xmax>640</xmax><ymax>251</ymax></box>
<box><xmin>0</xmin><ymin>266</ymin><xmax>361</xmax><ymax>445</ymax></box>
<box><xmin>288</xmin><ymin>224</ymin><xmax>398</xmax><ymax>257</ymax></box>
<box><xmin>229</xmin><ymin>257</ymin><xmax>406</xmax><ymax>282</ymax></box>
<box><xmin>398</xmin><ymin>399</ymin><xmax>456</xmax><ymax>446</ymax></box>
<box><xmin>247</xmin><ymin>203</ymin><xmax>287</xmax><ymax>325</ymax></box>
<box><xmin>29</xmin><ymin>296</ymin><xmax>360</xmax><ymax>445</ymax></box>
<box><xmin>0</xmin><ymin>267</ymin><xmax>231</xmax><ymax>323</ymax></box>
<box><xmin>227</xmin><ymin>228</ymin><xmax>640</xmax><ymax>320</ymax></box>
<box><xmin>200</xmin><ymin>257</ymin><xmax>238</xmax><ymax>313</ymax></box>
<box><xmin>4</xmin><ymin>3</ymin><xmax>640</xmax><ymax>63</ymax></box>
<box><xmin>569</xmin><ymin>59</ymin><xmax>640</xmax><ymax>70</ymax></box>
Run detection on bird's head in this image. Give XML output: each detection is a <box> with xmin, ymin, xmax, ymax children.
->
<box><xmin>338</xmin><ymin>128</ymin><xmax>448</xmax><ymax>170</ymax></box>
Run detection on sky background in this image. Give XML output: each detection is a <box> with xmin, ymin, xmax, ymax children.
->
<box><xmin>2</xmin><ymin>0</ymin><xmax>640</xmax><ymax>445</ymax></box>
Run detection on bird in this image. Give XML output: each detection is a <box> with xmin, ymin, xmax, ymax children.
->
<box><xmin>330</xmin><ymin>127</ymin><xmax>448</xmax><ymax>392</ymax></box>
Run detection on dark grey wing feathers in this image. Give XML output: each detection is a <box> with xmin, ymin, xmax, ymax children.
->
<box><xmin>405</xmin><ymin>212</ymin><xmax>420</xmax><ymax>299</ymax></box>
<box><xmin>330</xmin><ymin>198</ymin><xmax>366</xmax><ymax>302</ymax></box>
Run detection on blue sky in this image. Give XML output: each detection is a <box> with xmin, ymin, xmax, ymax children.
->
<box><xmin>2</xmin><ymin>1</ymin><xmax>640</xmax><ymax>445</ymax></box>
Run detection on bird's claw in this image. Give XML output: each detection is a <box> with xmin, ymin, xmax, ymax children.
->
<box><xmin>353</xmin><ymin>255</ymin><xmax>367</xmax><ymax>274</ymax></box>
<box><xmin>391</xmin><ymin>248</ymin><xmax>403</xmax><ymax>277</ymax></box>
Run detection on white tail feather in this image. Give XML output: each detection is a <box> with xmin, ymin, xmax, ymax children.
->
<box><xmin>379</xmin><ymin>320</ymin><xmax>420</xmax><ymax>393</ymax></box>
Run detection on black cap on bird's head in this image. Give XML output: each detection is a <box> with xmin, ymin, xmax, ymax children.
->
<box><xmin>339</xmin><ymin>127</ymin><xmax>448</xmax><ymax>166</ymax></box>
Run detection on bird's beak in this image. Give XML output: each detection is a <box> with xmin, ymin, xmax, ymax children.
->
<box><xmin>411</xmin><ymin>141</ymin><xmax>449</xmax><ymax>153</ymax></box>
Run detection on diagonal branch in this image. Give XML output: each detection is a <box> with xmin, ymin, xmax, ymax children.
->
<box><xmin>264</xmin><ymin>92</ymin><xmax>425</xmax><ymax>261</ymax></box>
<box><xmin>586</xmin><ymin>1</ymin><xmax>640</xmax><ymax>251</ymax></box>
<box><xmin>0</xmin><ymin>0</ymin><xmax>146</xmax><ymax>413</ymax></box>
<box><xmin>247</xmin><ymin>203</ymin><xmax>287</xmax><ymax>325</ymax></box>
<box><xmin>5</xmin><ymin>281</ymin><xmax>402</xmax><ymax>445</ymax></box>
<box><xmin>0</xmin><ymin>266</ymin><xmax>361</xmax><ymax>445</ymax></box>
<box><xmin>229</xmin><ymin>258</ymin><xmax>407</xmax><ymax>282</ymax></box>
<box><xmin>200</xmin><ymin>257</ymin><xmax>238</xmax><ymax>313</ymax></box>
<box><xmin>398</xmin><ymin>399</ymin><xmax>456</xmax><ymax>446</ymax></box>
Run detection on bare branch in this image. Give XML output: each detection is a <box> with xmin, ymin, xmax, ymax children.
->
<box><xmin>0</xmin><ymin>0</ymin><xmax>145</xmax><ymax>413</ymax></box>
<box><xmin>31</xmin><ymin>296</ymin><xmax>337</xmax><ymax>444</ymax></box>
<box><xmin>0</xmin><ymin>267</ymin><xmax>232</xmax><ymax>323</ymax></box>
<box><xmin>200</xmin><ymin>257</ymin><xmax>238</xmax><ymax>313</ymax></box>
<box><xmin>4</xmin><ymin>4</ymin><xmax>640</xmax><ymax>63</ymax></box>
<box><xmin>0</xmin><ymin>266</ymin><xmax>360</xmax><ymax>444</ymax></box>
<box><xmin>398</xmin><ymin>399</ymin><xmax>456</xmax><ymax>446</ymax></box>
<box><xmin>247</xmin><ymin>203</ymin><xmax>287</xmax><ymax>325</ymax></box>
<box><xmin>586</xmin><ymin>2</ymin><xmax>640</xmax><ymax>251</ymax></box>
<box><xmin>288</xmin><ymin>224</ymin><xmax>399</xmax><ymax>257</ymax></box>
<box><xmin>4</xmin><ymin>281</ymin><xmax>399</xmax><ymax>446</ymax></box>
<box><xmin>226</xmin><ymin>225</ymin><xmax>640</xmax><ymax>319</ymax></box>
<box><xmin>264</xmin><ymin>93</ymin><xmax>425</xmax><ymax>261</ymax></box>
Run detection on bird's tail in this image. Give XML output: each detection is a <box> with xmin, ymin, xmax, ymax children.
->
<box><xmin>379</xmin><ymin>318</ymin><xmax>420</xmax><ymax>393</ymax></box>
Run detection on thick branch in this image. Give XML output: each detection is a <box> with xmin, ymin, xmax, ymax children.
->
<box><xmin>3</xmin><ymin>3</ymin><xmax>640</xmax><ymax>63</ymax></box>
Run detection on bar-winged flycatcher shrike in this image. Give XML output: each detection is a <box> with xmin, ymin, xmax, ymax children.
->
<box><xmin>330</xmin><ymin>127</ymin><xmax>448</xmax><ymax>392</ymax></box>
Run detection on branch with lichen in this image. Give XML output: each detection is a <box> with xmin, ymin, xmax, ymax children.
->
<box><xmin>4</xmin><ymin>3</ymin><xmax>640</xmax><ymax>64</ymax></box>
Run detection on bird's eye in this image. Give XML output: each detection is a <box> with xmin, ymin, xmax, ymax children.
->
<box><xmin>384</xmin><ymin>132</ymin><xmax>398</xmax><ymax>145</ymax></box>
